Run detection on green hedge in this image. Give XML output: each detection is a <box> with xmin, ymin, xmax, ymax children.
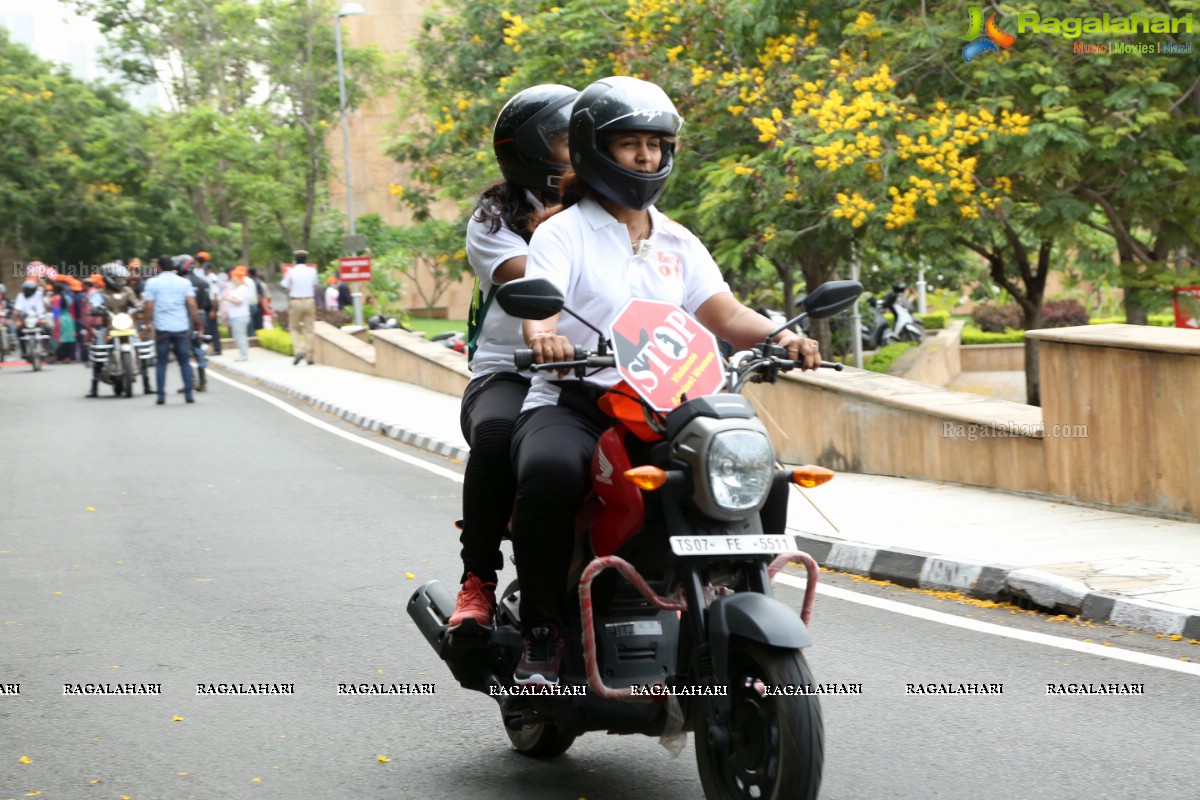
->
<box><xmin>1089</xmin><ymin>315</ymin><xmax>1173</xmax><ymax>327</ymax></box>
<box><xmin>865</xmin><ymin>341</ymin><xmax>919</xmax><ymax>372</ymax></box>
<box><xmin>962</xmin><ymin>325</ymin><xmax>1025</xmax><ymax>344</ymax></box>
<box><xmin>916</xmin><ymin>311</ymin><xmax>948</xmax><ymax>330</ymax></box>
<box><xmin>256</xmin><ymin>327</ymin><xmax>294</xmax><ymax>356</ymax></box>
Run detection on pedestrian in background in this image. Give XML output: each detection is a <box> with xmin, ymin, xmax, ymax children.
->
<box><xmin>247</xmin><ymin>268</ymin><xmax>266</xmax><ymax>332</ymax></box>
<box><xmin>282</xmin><ymin>249</ymin><xmax>317</xmax><ymax>365</ymax></box>
<box><xmin>325</xmin><ymin>276</ymin><xmax>340</xmax><ymax>313</ymax></box>
<box><xmin>222</xmin><ymin>266</ymin><xmax>252</xmax><ymax>361</ymax></box>
<box><xmin>196</xmin><ymin>251</ymin><xmax>222</xmax><ymax>355</ymax></box>
<box><xmin>144</xmin><ymin>255</ymin><xmax>202</xmax><ymax>405</ymax></box>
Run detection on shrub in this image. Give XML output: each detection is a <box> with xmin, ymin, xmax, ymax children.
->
<box><xmin>864</xmin><ymin>341</ymin><xmax>919</xmax><ymax>373</ymax></box>
<box><xmin>962</xmin><ymin>325</ymin><xmax>1024</xmax><ymax>344</ymax></box>
<box><xmin>1089</xmin><ymin>315</ymin><xmax>1174</xmax><ymax>327</ymax></box>
<box><xmin>256</xmin><ymin>327</ymin><xmax>293</xmax><ymax>356</ymax></box>
<box><xmin>971</xmin><ymin>303</ymin><xmax>1023</xmax><ymax>332</ymax></box>
<box><xmin>1038</xmin><ymin>299</ymin><xmax>1089</xmax><ymax>328</ymax></box>
<box><xmin>916</xmin><ymin>311</ymin><xmax>948</xmax><ymax>330</ymax></box>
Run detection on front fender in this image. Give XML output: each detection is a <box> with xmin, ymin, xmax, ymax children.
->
<box><xmin>708</xmin><ymin>592</ymin><xmax>811</xmax><ymax>685</ymax></box>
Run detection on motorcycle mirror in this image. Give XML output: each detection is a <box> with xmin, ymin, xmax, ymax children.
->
<box><xmin>768</xmin><ymin>280</ymin><xmax>865</xmax><ymax>340</ymax></box>
<box><xmin>799</xmin><ymin>280</ymin><xmax>864</xmax><ymax>320</ymax></box>
<box><xmin>495</xmin><ymin>278</ymin><xmax>564</xmax><ymax>320</ymax></box>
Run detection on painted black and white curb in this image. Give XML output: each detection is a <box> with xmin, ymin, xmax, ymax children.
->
<box><xmin>210</xmin><ymin>361</ymin><xmax>470</xmax><ymax>462</ymax></box>
<box><xmin>791</xmin><ymin>533</ymin><xmax>1200</xmax><ymax>639</ymax></box>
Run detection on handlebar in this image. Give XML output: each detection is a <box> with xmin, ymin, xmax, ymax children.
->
<box><xmin>514</xmin><ymin>346</ymin><xmax>615</xmax><ymax>372</ymax></box>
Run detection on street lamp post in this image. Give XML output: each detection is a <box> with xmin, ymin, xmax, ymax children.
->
<box><xmin>335</xmin><ymin>2</ymin><xmax>366</xmax><ymax>327</ymax></box>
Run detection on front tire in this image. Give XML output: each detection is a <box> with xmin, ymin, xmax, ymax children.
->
<box><xmin>120</xmin><ymin>352</ymin><xmax>133</xmax><ymax>398</ymax></box>
<box><xmin>695</xmin><ymin>640</ymin><xmax>824</xmax><ymax>800</ymax></box>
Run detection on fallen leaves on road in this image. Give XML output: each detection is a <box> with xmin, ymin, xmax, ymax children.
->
<box><xmin>376</xmin><ymin>755</ymin><xmax>391</xmax><ymax>764</ymax></box>
<box><xmin>18</xmin><ymin>756</ymin><xmax>31</xmax><ymax>764</ymax></box>
<box><xmin>405</xmin><ymin>572</ymin><xmax>415</xmax><ymax>579</ymax></box>
<box><xmin>86</xmin><ymin>507</ymin><xmax>95</xmax><ymax>512</ymax></box>
<box><xmin>171</xmin><ymin>715</ymin><xmax>184</xmax><ymax>722</ymax></box>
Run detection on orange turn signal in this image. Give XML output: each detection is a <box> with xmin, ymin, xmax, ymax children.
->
<box><xmin>792</xmin><ymin>465</ymin><xmax>835</xmax><ymax>488</ymax></box>
<box><xmin>624</xmin><ymin>466</ymin><xmax>669</xmax><ymax>491</ymax></box>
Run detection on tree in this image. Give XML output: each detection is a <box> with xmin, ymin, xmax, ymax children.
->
<box><xmin>67</xmin><ymin>0</ymin><xmax>383</xmax><ymax>261</ymax></box>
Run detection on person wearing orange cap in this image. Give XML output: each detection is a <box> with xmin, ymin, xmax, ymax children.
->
<box><xmin>195</xmin><ymin>250</ymin><xmax>222</xmax><ymax>354</ymax></box>
<box><xmin>222</xmin><ymin>265</ymin><xmax>252</xmax><ymax>360</ymax></box>
<box><xmin>324</xmin><ymin>275</ymin><xmax>340</xmax><ymax>313</ymax></box>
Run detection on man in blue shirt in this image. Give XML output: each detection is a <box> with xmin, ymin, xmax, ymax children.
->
<box><xmin>144</xmin><ymin>255</ymin><xmax>203</xmax><ymax>405</ymax></box>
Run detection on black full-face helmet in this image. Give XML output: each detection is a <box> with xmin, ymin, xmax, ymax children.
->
<box><xmin>21</xmin><ymin>280</ymin><xmax>37</xmax><ymax>298</ymax></box>
<box><xmin>100</xmin><ymin>262</ymin><xmax>130</xmax><ymax>291</ymax></box>
<box><xmin>173</xmin><ymin>254</ymin><xmax>197</xmax><ymax>275</ymax></box>
<box><xmin>493</xmin><ymin>84</ymin><xmax>579</xmax><ymax>198</ymax></box>
<box><xmin>569</xmin><ymin>76</ymin><xmax>683</xmax><ymax>211</ymax></box>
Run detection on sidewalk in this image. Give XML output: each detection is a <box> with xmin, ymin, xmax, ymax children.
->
<box><xmin>209</xmin><ymin>347</ymin><xmax>1200</xmax><ymax>640</ymax></box>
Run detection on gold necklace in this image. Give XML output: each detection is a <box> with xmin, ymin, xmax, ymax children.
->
<box><xmin>631</xmin><ymin>215</ymin><xmax>651</xmax><ymax>249</ymax></box>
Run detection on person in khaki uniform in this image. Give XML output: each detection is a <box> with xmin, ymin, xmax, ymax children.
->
<box><xmin>282</xmin><ymin>249</ymin><xmax>317</xmax><ymax>365</ymax></box>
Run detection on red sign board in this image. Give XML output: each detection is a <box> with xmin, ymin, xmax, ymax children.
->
<box><xmin>1173</xmin><ymin>287</ymin><xmax>1200</xmax><ymax>329</ymax></box>
<box><xmin>610</xmin><ymin>298</ymin><xmax>724</xmax><ymax>412</ymax></box>
<box><xmin>339</xmin><ymin>256</ymin><xmax>372</xmax><ymax>282</ymax></box>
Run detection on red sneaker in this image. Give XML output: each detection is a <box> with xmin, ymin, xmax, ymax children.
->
<box><xmin>448</xmin><ymin>573</ymin><xmax>497</xmax><ymax>630</ymax></box>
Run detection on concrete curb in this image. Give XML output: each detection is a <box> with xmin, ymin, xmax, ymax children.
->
<box><xmin>209</xmin><ymin>361</ymin><xmax>470</xmax><ymax>462</ymax></box>
<box><xmin>791</xmin><ymin>533</ymin><xmax>1200</xmax><ymax>639</ymax></box>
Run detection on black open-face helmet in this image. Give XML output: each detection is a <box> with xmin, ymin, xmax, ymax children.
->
<box><xmin>493</xmin><ymin>84</ymin><xmax>578</xmax><ymax>199</ymax></box>
<box><xmin>173</xmin><ymin>254</ymin><xmax>197</xmax><ymax>274</ymax></box>
<box><xmin>21</xmin><ymin>280</ymin><xmax>37</xmax><ymax>298</ymax></box>
<box><xmin>569</xmin><ymin>76</ymin><xmax>683</xmax><ymax>211</ymax></box>
<box><xmin>101</xmin><ymin>262</ymin><xmax>130</xmax><ymax>290</ymax></box>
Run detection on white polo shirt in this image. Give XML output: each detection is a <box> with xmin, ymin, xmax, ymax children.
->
<box><xmin>521</xmin><ymin>196</ymin><xmax>730</xmax><ymax>412</ymax></box>
<box><xmin>465</xmin><ymin>190</ymin><xmax>544</xmax><ymax>378</ymax></box>
<box><xmin>283</xmin><ymin>263</ymin><xmax>318</xmax><ymax>299</ymax></box>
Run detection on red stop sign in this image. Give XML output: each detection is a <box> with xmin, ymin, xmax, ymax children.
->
<box><xmin>610</xmin><ymin>298</ymin><xmax>725</xmax><ymax>412</ymax></box>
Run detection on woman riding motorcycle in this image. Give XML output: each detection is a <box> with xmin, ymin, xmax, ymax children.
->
<box><xmin>508</xmin><ymin>76</ymin><xmax>821</xmax><ymax>685</ymax></box>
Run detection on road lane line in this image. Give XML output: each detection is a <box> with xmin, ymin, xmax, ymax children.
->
<box><xmin>775</xmin><ymin>574</ymin><xmax>1200</xmax><ymax>677</ymax></box>
<box><xmin>213</xmin><ymin>370</ymin><xmax>1200</xmax><ymax>674</ymax></box>
<box><xmin>208</xmin><ymin>371</ymin><xmax>464</xmax><ymax>484</ymax></box>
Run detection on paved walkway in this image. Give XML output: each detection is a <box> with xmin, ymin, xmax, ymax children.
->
<box><xmin>207</xmin><ymin>347</ymin><xmax>1200</xmax><ymax>640</ymax></box>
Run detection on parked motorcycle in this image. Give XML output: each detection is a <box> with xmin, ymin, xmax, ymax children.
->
<box><xmin>409</xmin><ymin>277</ymin><xmax>862</xmax><ymax>800</ymax></box>
<box><xmin>17</xmin><ymin>314</ymin><xmax>51</xmax><ymax>371</ymax></box>
<box><xmin>88</xmin><ymin>305</ymin><xmax>154</xmax><ymax>397</ymax></box>
<box><xmin>880</xmin><ymin>282</ymin><xmax>925</xmax><ymax>343</ymax></box>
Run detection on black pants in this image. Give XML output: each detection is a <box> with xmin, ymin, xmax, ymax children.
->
<box><xmin>458</xmin><ymin>372</ymin><xmax>531</xmax><ymax>585</ymax></box>
<box><xmin>510</xmin><ymin>386</ymin><xmax>610</xmax><ymax>631</ymax></box>
<box><xmin>205</xmin><ymin>314</ymin><xmax>221</xmax><ymax>353</ymax></box>
<box><xmin>155</xmin><ymin>330</ymin><xmax>194</xmax><ymax>398</ymax></box>
<box><xmin>250</xmin><ymin>306</ymin><xmax>263</xmax><ymax>333</ymax></box>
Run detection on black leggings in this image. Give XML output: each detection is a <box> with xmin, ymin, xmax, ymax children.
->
<box><xmin>509</xmin><ymin>387</ymin><xmax>791</xmax><ymax>632</ymax></box>
<box><xmin>457</xmin><ymin>372</ymin><xmax>531</xmax><ymax>584</ymax></box>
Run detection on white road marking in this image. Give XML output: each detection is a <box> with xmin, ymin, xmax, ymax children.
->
<box><xmin>774</xmin><ymin>573</ymin><xmax>1200</xmax><ymax>677</ymax></box>
<box><xmin>217</xmin><ymin>370</ymin><xmax>1200</xmax><ymax>676</ymax></box>
<box><xmin>208</xmin><ymin>370</ymin><xmax>464</xmax><ymax>484</ymax></box>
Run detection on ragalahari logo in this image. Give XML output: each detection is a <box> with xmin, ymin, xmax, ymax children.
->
<box><xmin>962</xmin><ymin>6</ymin><xmax>1017</xmax><ymax>61</ymax></box>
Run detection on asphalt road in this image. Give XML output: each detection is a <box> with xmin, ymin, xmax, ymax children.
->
<box><xmin>2</xmin><ymin>364</ymin><xmax>1198</xmax><ymax>800</ymax></box>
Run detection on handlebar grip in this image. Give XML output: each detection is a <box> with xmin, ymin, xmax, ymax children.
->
<box><xmin>514</xmin><ymin>348</ymin><xmax>535</xmax><ymax>370</ymax></box>
<box><xmin>821</xmin><ymin>361</ymin><xmax>843</xmax><ymax>371</ymax></box>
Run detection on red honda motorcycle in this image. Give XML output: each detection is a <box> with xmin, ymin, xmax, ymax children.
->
<box><xmin>409</xmin><ymin>277</ymin><xmax>862</xmax><ymax>800</ymax></box>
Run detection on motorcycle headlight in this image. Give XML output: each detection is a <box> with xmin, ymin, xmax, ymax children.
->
<box><xmin>24</xmin><ymin>315</ymin><xmax>37</xmax><ymax>327</ymax></box>
<box><xmin>112</xmin><ymin>313</ymin><xmax>133</xmax><ymax>330</ymax></box>
<box><xmin>706</xmin><ymin>430</ymin><xmax>774</xmax><ymax>513</ymax></box>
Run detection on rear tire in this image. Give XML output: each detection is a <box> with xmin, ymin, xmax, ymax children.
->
<box><xmin>695</xmin><ymin>640</ymin><xmax>824</xmax><ymax>800</ymax></box>
<box><xmin>506</xmin><ymin>721</ymin><xmax>576</xmax><ymax>759</ymax></box>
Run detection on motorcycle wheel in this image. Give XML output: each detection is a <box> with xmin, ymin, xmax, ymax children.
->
<box><xmin>695</xmin><ymin>640</ymin><xmax>824</xmax><ymax>800</ymax></box>
<box><xmin>30</xmin><ymin>345</ymin><xmax>41</xmax><ymax>372</ymax></box>
<box><xmin>506</xmin><ymin>721</ymin><xmax>576</xmax><ymax>759</ymax></box>
<box><xmin>120</xmin><ymin>352</ymin><xmax>134</xmax><ymax>398</ymax></box>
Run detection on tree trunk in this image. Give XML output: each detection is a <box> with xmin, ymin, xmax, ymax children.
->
<box><xmin>1023</xmin><ymin>338</ymin><xmax>1040</xmax><ymax>407</ymax></box>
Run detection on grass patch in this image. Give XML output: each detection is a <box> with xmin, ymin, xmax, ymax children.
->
<box><xmin>864</xmin><ymin>341</ymin><xmax>919</xmax><ymax>373</ymax></box>
<box><xmin>404</xmin><ymin>318</ymin><xmax>468</xmax><ymax>338</ymax></box>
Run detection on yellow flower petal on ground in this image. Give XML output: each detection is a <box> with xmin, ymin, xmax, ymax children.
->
<box><xmin>252</xmin><ymin>777</ymin><xmax>262</xmax><ymax>782</ymax></box>
<box><xmin>172</xmin><ymin>715</ymin><xmax>185</xmax><ymax>722</ymax></box>
<box><xmin>376</xmin><ymin>754</ymin><xmax>391</xmax><ymax>763</ymax></box>
<box><xmin>405</xmin><ymin>572</ymin><xmax>415</xmax><ymax>579</ymax></box>
<box><xmin>177</xmin><ymin>772</ymin><xmax>188</xmax><ymax>776</ymax></box>
<box><xmin>53</xmin><ymin>592</ymin><xmax>62</xmax><ymax>596</ymax></box>
<box><xmin>86</xmin><ymin>507</ymin><xmax>95</xmax><ymax>511</ymax></box>
<box><xmin>19</xmin><ymin>756</ymin><xmax>31</xmax><ymax>764</ymax></box>
<box><xmin>26</xmin><ymin>793</ymin><xmax>41</xmax><ymax>797</ymax></box>
<box><xmin>90</xmin><ymin>779</ymin><xmax>102</xmax><ymax>784</ymax></box>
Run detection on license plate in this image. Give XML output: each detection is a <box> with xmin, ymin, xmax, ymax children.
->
<box><xmin>669</xmin><ymin>534</ymin><xmax>800</xmax><ymax>557</ymax></box>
